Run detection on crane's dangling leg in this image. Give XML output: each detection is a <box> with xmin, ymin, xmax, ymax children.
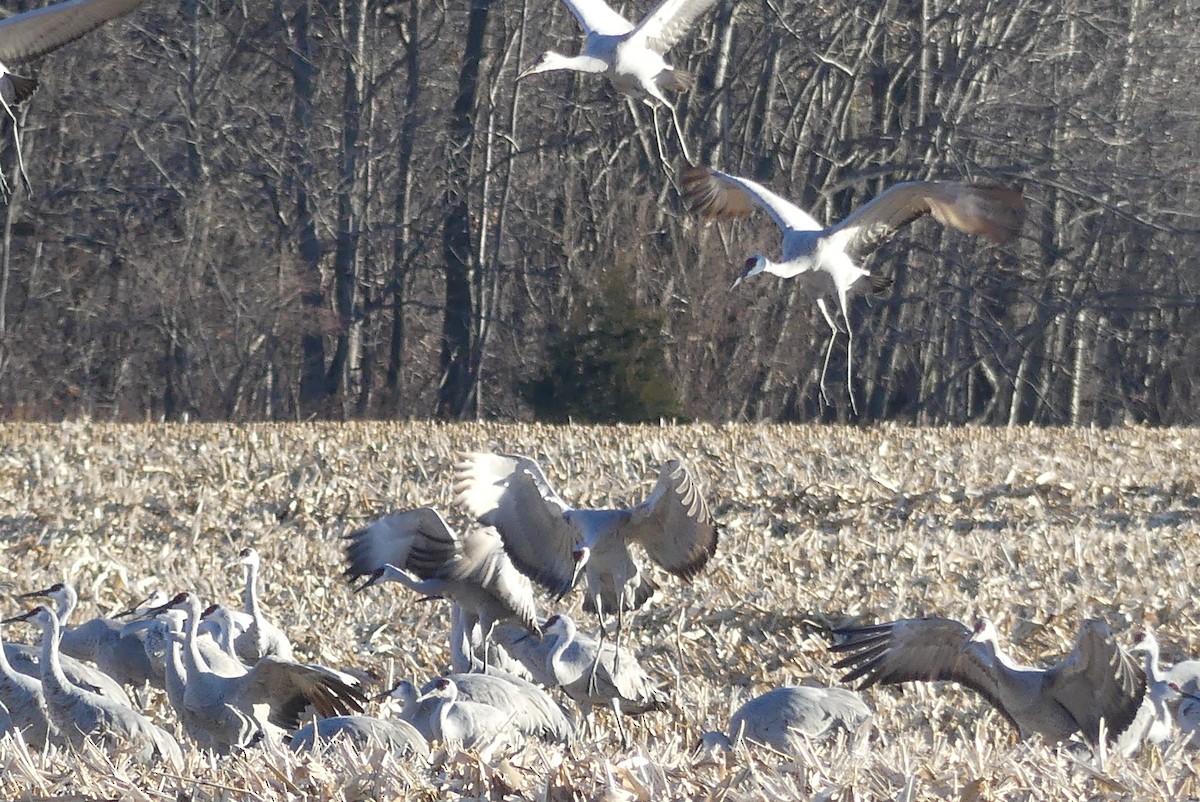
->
<box><xmin>816</xmin><ymin>298</ymin><xmax>841</xmax><ymax>408</ymax></box>
<box><xmin>665</xmin><ymin>99</ymin><xmax>693</xmax><ymax>164</ymax></box>
<box><xmin>837</xmin><ymin>287</ymin><xmax>859</xmax><ymax>416</ymax></box>
<box><xmin>648</xmin><ymin>103</ymin><xmax>671</xmax><ymax>171</ymax></box>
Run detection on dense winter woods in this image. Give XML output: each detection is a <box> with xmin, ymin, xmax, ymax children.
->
<box><xmin>0</xmin><ymin>0</ymin><xmax>1195</xmax><ymax>424</ymax></box>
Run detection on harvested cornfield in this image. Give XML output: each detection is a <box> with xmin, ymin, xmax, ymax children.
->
<box><xmin>1</xmin><ymin>422</ymin><xmax>1198</xmax><ymax>800</ymax></box>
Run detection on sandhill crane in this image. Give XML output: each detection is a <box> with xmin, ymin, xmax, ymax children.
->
<box><xmin>0</xmin><ymin>618</ymin><xmax>56</xmax><ymax>748</ymax></box>
<box><xmin>346</xmin><ymin>506</ymin><xmax>542</xmax><ymax>657</ymax></box>
<box><xmin>1122</xmin><ymin>630</ymin><xmax>1177</xmax><ymax>752</ymax></box>
<box><xmin>830</xmin><ymin>616</ymin><xmax>1146</xmax><ymax>748</ymax></box>
<box><xmin>4</xmin><ymin>606</ymin><xmax>183</xmax><ymax>767</ymax></box>
<box><xmin>517</xmin><ymin>0</ymin><xmax>717</xmax><ymax>161</ymax></box>
<box><xmin>414</xmin><ymin>671</ymin><xmax>574</xmax><ymax>745</ymax></box>
<box><xmin>1128</xmin><ymin>630</ymin><xmax>1200</xmax><ymax>748</ymax></box>
<box><xmin>412</xmin><ymin>677</ymin><xmax>524</xmax><ymax>757</ymax></box>
<box><xmin>698</xmin><ymin>685</ymin><xmax>871</xmax><ymax>754</ymax></box>
<box><xmin>4</xmin><ymin>589</ymin><xmax>134</xmax><ymax>706</ymax></box>
<box><xmin>289</xmin><ymin>714</ymin><xmax>430</xmax><ymax>757</ymax></box>
<box><xmin>144</xmin><ymin>592</ymin><xmax>367</xmax><ymax>754</ymax></box>
<box><xmin>456</xmin><ymin>452</ymin><xmax>716</xmax><ymax>671</ymax></box>
<box><xmin>449</xmin><ymin>604</ymin><xmax>535</xmax><ymax>681</ymax></box>
<box><xmin>682</xmin><ymin>166</ymin><xmax>1025</xmax><ymax>413</ymax></box>
<box><xmin>229</xmin><ymin>547</ymin><xmax>294</xmax><ymax>663</ymax></box>
<box><xmin>506</xmin><ymin>613</ymin><xmax>668</xmax><ymax>745</ymax></box>
<box><xmin>20</xmin><ymin>582</ymin><xmax>161</xmax><ymax>691</ymax></box>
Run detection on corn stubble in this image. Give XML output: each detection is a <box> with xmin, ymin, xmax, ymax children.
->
<box><xmin>0</xmin><ymin>422</ymin><xmax>1198</xmax><ymax>800</ymax></box>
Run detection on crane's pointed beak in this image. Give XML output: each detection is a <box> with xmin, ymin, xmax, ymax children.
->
<box><xmin>114</xmin><ymin>592</ymin><xmax>159</xmax><ymax>619</ymax></box>
<box><xmin>730</xmin><ymin>275</ymin><xmax>743</xmax><ymax>290</ymax></box>
<box><xmin>1</xmin><ymin>608</ymin><xmax>38</xmax><ymax>625</ymax></box>
<box><xmin>353</xmin><ymin>571</ymin><xmax>383</xmax><ymax>594</ymax></box>
<box><xmin>16</xmin><ymin>587</ymin><xmax>51</xmax><ymax>600</ymax></box>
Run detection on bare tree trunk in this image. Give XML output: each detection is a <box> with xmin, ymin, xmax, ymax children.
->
<box><xmin>438</xmin><ymin>0</ymin><xmax>491</xmax><ymax>419</ymax></box>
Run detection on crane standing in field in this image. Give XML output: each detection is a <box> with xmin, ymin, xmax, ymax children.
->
<box><xmin>506</xmin><ymin>613</ymin><xmax>667</xmax><ymax>745</ymax></box>
<box><xmin>682</xmin><ymin>166</ymin><xmax>1025</xmax><ymax>413</ymax></box>
<box><xmin>143</xmin><ymin>592</ymin><xmax>367</xmax><ymax>754</ymax></box>
<box><xmin>456</xmin><ymin>452</ymin><xmax>716</xmax><ymax>679</ymax></box>
<box><xmin>830</xmin><ymin>616</ymin><xmax>1145</xmax><ymax>749</ymax></box>
<box><xmin>3</xmin><ymin>605</ymin><xmax>183</xmax><ymax>767</ymax></box>
<box><xmin>228</xmin><ymin>547</ymin><xmax>295</xmax><ymax>663</ymax></box>
<box><xmin>517</xmin><ymin>0</ymin><xmax>718</xmax><ymax>162</ymax></box>
<box><xmin>20</xmin><ymin>582</ymin><xmax>161</xmax><ymax>691</ymax></box>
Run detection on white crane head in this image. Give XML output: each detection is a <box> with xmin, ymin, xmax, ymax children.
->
<box><xmin>380</xmin><ymin>680</ymin><xmax>419</xmax><ymax>705</ymax></box>
<box><xmin>2</xmin><ymin>604</ymin><xmax>54</xmax><ymax>628</ymax></box>
<box><xmin>418</xmin><ymin>677</ymin><xmax>458</xmax><ymax>704</ymax></box>
<box><xmin>1129</xmin><ymin>630</ymin><xmax>1159</xmax><ymax>656</ymax></box>
<box><xmin>517</xmin><ymin>51</ymin><xmax>573</xmax><ymax>80</ymax></box>
<box><xmin>729</xmin><ymin>255</ymin><xmax>769</xmax><ymax>289</ymax></box>
<box><xmin>231</xmin><ymin>546</ymin><xmax>261</xmax><ymax>571</ymax></box>
<box><xmin>352</xmin><ymin>563</ymin><xmax>410</xmax><ymax>594</ymax></box>
<box><xmin>569</xmin><ymin>546</ymin><xmax>591</xmax><ymax>593</ymax></box>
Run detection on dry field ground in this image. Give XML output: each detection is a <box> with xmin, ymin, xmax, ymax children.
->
<box><xmin>1</xmin><ymin>422</ymin><xmax>1199</xmax><ymax>801</ymax></box>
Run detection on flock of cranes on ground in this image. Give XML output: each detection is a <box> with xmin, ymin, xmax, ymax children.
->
<box><xmin>4</xmin><ymin>450</ymin><xmax>1200</xmax><ymax>770</ymax></box>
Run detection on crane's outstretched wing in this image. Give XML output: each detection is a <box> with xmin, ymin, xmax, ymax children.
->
<box><xmin>0</xmin><ymin>0</ymin><xmax>147</xmax><ymax>66</ymax></box>
<box><xmin>830</xmin><ymin>617</ymin><xmax>1019</xmax><ymax>733</ymax></box>
<box><xmin>558</xmin><ymin>0</ymin><xmax>632</xmax><ymax>36</ymax></box>
<box><xmin>828</xmin><ymin>181</ymin><xmax>1025</xmax><ymax>261</ymax></box>
<box><xmin>454</xmin><ymin>526</ymin><xmax>543</xmax><ymax>634</ymax></box>
<box><xmin>624</xmin><ymin>460</ymin><xmax>717</xmax><ymax>580</ymax></box>
<box><xmin>343</xmin><ymin>506</ymin><xmax>460</xmax><ymax>581</ymax></box>
<box><xmin>236</xmin><ymin>658</ymin><xmax>368</xmax><ymax>731</ymax></box>
<box><xmin>632</xmin><ymin>0</ymin><xmax>717</xmax><ymax>53</ymax></box>
<box><xmin>682</xmin><ymin>165</ymin><xmax>823</xmax><ymax>234</ymax></box>
<box><xmin>1045</xmin><ymin>619</ymin><xmax>1146</xmax><ymax>745</ymax></box>
<box><xmin>455</xmin><ymin>452</ymin><xmax>579</xmax><ymax>598</ymax></box>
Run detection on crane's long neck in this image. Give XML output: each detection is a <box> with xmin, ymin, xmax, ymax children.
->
<box><xmin>216</xmin><ymin>612</ymin><xmax>239</xmax><ymax>657</ymax></box>
<box><xmin>181</xmin><ymin>599</ymin><xmax>209</xmax><ymax>677</ymax></box>
<box><xmin>435</xmin><ymin>683</ymin><xmax>457</xmax><ymax>742</ymax></box>
<box><xmin>546</xmin><ymin>621</ymin><xmax>575</xmax><ymax>684</ymax></box>
<box><xmin>1143</xmin><ymin>647</ymin><xmax>1163</xmax><ymax>682</ymax></box>
<box><xmin>163</xmin><ymin>628</ymin><xmax>189</xmax><ymax>710</ymax></box>
<box><xmin>0</xmin><ymin>624</ymin><xmax>19</xmax><ymax>680</ymax></box>
<box><xmin>243</xmin><ymin>563</ymin><xmax>260</xmax><ymax>620</ymax></box>
<box><xmin>54</xmin><ymin>586</ymin><xmax>78</xmax><ymax>626</ymax></box>
<box><xmin>37</xmin><ymin>613</ymin><xmax>73</xmax><ymax>695</ymax></box>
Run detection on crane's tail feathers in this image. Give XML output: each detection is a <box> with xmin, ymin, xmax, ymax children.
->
<box><xmin>661</xmin><ymin>68</ymin><xmax>694</xmax><ymax>93</ymax></box>
<box><xmin>868</xmin><ymin>274</ymin><xmax>893</xmax><ymax>294</ymax></box>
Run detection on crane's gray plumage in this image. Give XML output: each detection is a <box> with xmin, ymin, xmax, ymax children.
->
<box><xmin>504</xmin><ymin>613</ymin><xmax>666</xmax><ymax>744</ymax></box>
<box><xmin>455</xmin><ymin>453</ymin><xmax>716</xmax><ymax>625</ymax></box>
<box><xmin>345</xmin><ymin>506</ymin><xmax>541</xmax><ymax>638</ymax></box>
<box><xmin>21</xmin><ymin>582</ymin><xmax>161</xmax><ymax>691</ymax></box>
<box><xmin>229</xmin><ymin>547</ymin><xmax>295</xmax><ymax>663</ymax></box>
<box><xmin>700</xmin><ymin>686</ymin><xmax>871</xmax><ymax>754</ymax></box>
<box><xmin>830</xmin><ymin>616</ymin><xmax>1146</xmax><ymax>748</ymax></box>
<box><xmin>0</xmin><ymin>618</ymin><xmax>56</xmax><ymax>748</ymax></box>
<box><xmin>421</xmin><ymin>671</ymin><xmax>574</xmax><ymax>745</ymax></box>
<box><xmin>682</xmin><ymin>165</ymin><xmax>1025</xmax><ymax>412</ymax></box>
<box><xmin>448</xmin><ymin>604</ymin><xmax>535</xmax><ymax>681</ymax></box>
<box><xmin>411</xmin><ymin>677</ymin><xmax>524</xmax><ymax>754</ymax></box>
<box><xmin>290</xmin><ymin>715</ymin><xmax>430</xmax><ymax>758</ymax></box>
<box><xmin>0</xmin><ymin>0</ymin><xmax>148</xmax><ymax>107</ymax></box>
<box><xmin>146</xmin><ymin>592</ymin><xmax>367</xmax><ymax>754</ymax></box>
<box><xmin>5</xmin><ymin>606</ymin><xmax>183</xmax><ymax>767</ymax></box>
